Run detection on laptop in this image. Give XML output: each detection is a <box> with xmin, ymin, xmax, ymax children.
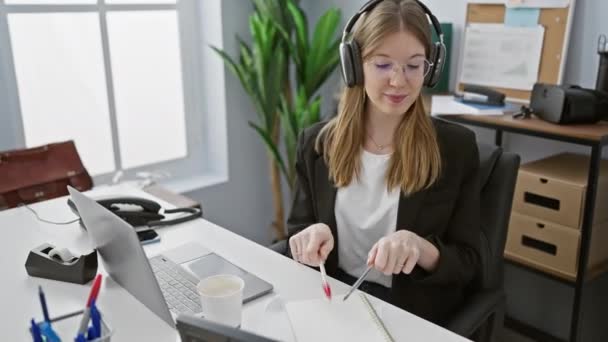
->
<box><xmin>176</xmin><ymin>314</ymin><xmax>278</xmax><ymax>342</ymax></box>
<box><xmin>67</xmin><ymin>186</ymin><xmax>273</xmax><ymax>328</ymax></box>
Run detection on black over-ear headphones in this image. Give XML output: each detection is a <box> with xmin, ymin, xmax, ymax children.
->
<box><xmin>339</xmin><ymin>0</ymin><xmax>446</xmax><ymax>88</ymax></box>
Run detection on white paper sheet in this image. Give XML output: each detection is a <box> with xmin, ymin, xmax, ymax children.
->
<box><xmin>243</xmin><ymin>296</ymin><xmax>297</xmax><ymax>342</ymax></box>
<box><xmin>284</xmin><ymin>293</ymin><xmax>392</xmax><ymax>342</ymax></box>
<box><xmin>460</xmin><ymin>24</ymin><xmax>545</xmax><ymax>91</ymax></box>
<box><xmin>430</xmin><ymin>96</ymin><xmax>505</xmax><ymax>116</ymax></box>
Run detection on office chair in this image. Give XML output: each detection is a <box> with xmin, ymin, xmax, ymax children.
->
<box><xmin>445</xmin><ymin>143</ymin><xmax>519</xmax><ymax>342</ymax></box>
<box><xmin>269</xmin><ymin>142</ymin><xmax>520</xmax><ymax>342</ymax></box>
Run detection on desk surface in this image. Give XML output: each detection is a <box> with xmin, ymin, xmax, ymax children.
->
<box><xmin>1</xmin><ymin>184</ymin><xmax>469</xmax><ymax>342</ymax></box>
<box><xmin>437</xmin><ymin>114</ymin><xmax>608</xmax><ymax>145</ymax></box>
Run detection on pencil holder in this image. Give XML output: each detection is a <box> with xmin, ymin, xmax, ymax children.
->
<box><xmin>29</xmin><ymin>308</ymin><xmax>113</xmax><ymax>342</ymax></box>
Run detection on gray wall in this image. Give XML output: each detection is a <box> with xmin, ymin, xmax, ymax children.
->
<box><xmin>299</xmin><ymin>0</ymin><xmax>608</xmax><ymax>340</ymax></box>
<box><xmin>0</xmin><ymin>11</ymin><xmax>23</xmax><ymax>151</ymax></box>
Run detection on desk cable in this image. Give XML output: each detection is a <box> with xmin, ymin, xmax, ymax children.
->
<box><xmin>513</xmin><ymin>105</ymin><xmax>534</xmax><ymax>119</ymax></box>
<box><xmin>21</xmin><ymin>204</ymin><xmax>80</xmax><ymax>225</ymax></box>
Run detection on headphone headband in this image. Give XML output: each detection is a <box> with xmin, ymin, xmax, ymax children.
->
<box><xmin>341</xmin><ymin>0</ymin><xmax>443</xmax><ymax>46</ymax></box>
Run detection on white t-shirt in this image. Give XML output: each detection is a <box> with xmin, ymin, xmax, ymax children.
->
<box><xmin>335</xmin><ymin>150</ymin><xmax>400</xmax><ymax>288</ymax></box>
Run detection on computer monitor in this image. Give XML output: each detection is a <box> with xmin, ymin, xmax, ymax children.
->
<box><xmin>176</xmin><ymin>314</ymin><xmax>278</xmax><ymax>342</ymax></box>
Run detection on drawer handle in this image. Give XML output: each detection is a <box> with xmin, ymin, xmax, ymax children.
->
<box><xmin>524</xmin><ymin>192</ymin><xmax>560</xmax><ymax>210</ymax></box>
<box><xmin>539</xmin><ymin>178</ymin><xmax>548</xmax><ymax>184</ymax></box>
<box><xmin>536</xmin><ymin>223</ymin><xmax>545</xmax><ymax>229</ymax></box>
<box><xmin>522</xmin><ymin>235</ymin><xmax>557</xmax><ymax>255</ymax></box>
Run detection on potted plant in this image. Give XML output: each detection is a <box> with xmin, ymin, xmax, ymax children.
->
<box><xmin>212</xmin><ymin>0</ymin><xmax>341</xmax><ymax>241</ymax></box>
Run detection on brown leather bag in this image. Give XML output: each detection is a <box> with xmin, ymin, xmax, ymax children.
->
<box><xmin>0</xmin><ymin>140</ymin><xmax>93</xmax><ymax>209</ymax></box>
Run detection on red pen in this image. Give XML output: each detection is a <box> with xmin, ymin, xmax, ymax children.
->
<box><xmin>86</xmin><ymin>274</ymin><xmax>103</xmax><ymax>307</ymax></box>
<box><xmin>319</xmin><ymin>262</ymin><xmax>332</xmax><ymax>301</ymax></box>
<box><xmin>78</xmin><ymin>274</ymin><xmax>102</xmax><ymax>334</ymax></box>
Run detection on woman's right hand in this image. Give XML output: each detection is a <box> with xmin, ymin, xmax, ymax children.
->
<box><xmin>289</xmin><ymin>223</ymin><xmax>334</xmax><ymax>266</ymax></box>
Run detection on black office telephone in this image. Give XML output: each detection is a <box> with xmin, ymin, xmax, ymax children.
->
<box><xmin>67</xmin><ymin>196</ymin><xmax>202</xmax><ymax>227</ymax></box>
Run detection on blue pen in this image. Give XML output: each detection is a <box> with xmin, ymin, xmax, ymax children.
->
<box><xmin>38</xmin><ymin>286</ymin><xmax>50</xmax><ymax>323</ymax></box>
<box><xmin>39</xmin><ymin>322</ymin><xmax>61</xmax><ymax>342</ymax></box>
<box><xmin>30</xmin><ymin>319</ymin><xmax>43</xmax><ymax>342</ymax></box>
<box><xmin>75</xmin><ymin>332</ymin><xmax>86</xmax><ymax>342</ymax></box>
<box><xmin>87</xmin><ymin>326</ymin><xmax>96</xmax><ymax>341</ymax></box>
<box><xmin>90</xmin><ymin>301</ymin><xmax>101</xmax><ymax>339</ymax></box>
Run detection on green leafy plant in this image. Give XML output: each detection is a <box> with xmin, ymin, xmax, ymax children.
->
<box><xmin>278</xmin><ymin>2</ymin><xmax>341</xmax><ymax>188</ymax></box>
<box><xmin>212</xmin><ymin>0</ymin><xmax>341</xmax><ymax>240</ymax></box>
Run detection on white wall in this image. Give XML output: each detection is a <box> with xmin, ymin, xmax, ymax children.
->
<box><xmin>565</xmin><ymin>0</ymin><xmax>608</xmax><ymax>88</ymax></box>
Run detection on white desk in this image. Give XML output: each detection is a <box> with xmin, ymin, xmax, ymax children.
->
<box><xmin>2</xmin><ymin>184</ymin><xmax>470</xmax><ymax>341</ymax></box>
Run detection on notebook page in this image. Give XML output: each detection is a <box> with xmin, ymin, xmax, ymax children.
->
<box><xmin>285</xmin><ymin>293</ymin><xmax>390</xmax><ymax>342</ymax></box>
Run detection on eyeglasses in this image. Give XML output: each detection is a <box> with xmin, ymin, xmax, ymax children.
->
<box><xmin>365</xmin><ymin>56</ymin><xmax>433</xmax><ymax>81</ymax></box>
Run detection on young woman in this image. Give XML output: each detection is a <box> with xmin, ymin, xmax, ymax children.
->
<box><xmin>286</xmin><ymin>0</ymin><xmax>481</xmax><ymax>325</ymax></box>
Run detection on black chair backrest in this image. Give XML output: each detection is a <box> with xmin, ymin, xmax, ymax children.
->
<box><xmin>475</xmin><ymin>143</ymin><xmax>520</xmax><ymax>291</ymax></box>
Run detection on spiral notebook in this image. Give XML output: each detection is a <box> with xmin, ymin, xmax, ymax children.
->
<box><xmin>284</xmin><ymin>292</ymin><xmax>394</xmax><ymax>342</ymax></box>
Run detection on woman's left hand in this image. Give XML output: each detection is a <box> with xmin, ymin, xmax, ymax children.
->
<box><xmin>367</xmin><ymin>230</ymin><xmax>423</xmax><ymax>275</ymax></box>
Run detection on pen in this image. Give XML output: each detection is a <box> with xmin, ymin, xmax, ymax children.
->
<box><xmin>319</xmin><ymin>262</ymin><xmax>332</xmax><ymax>300</ymax></box>
<box><xmin>86</xmin><ymin>274</ymin><xmax>103</xmax><ymax>307</ymax></box>
<box><xmin>77</xmin><ymin>308</ymin><xmax>91</xmax><ymax>336</ymax></box>
<box><xmin>30</xmin><ymin>318</ymin><xmax>43</xmax><ymax>342</ymax></box>
<box><xmin>39</xmin><ymin>322</ymin><xmax>61</xmax><ymax>342</ymax></box>
<box><xmin>343</xmin><ymin>265</ymin><xmax>373</xmax><ymax>302</ymax></box>
<box><xmin>90</xmin><ymin>301</ymin><xmax>101</xmax><ymax>339</ymax></box>
<box><xmin>75</xmin><ymin>332</ymin><xmax>86</xmax><ymax>342</ymax></box>
<box><xmin>87</xmin><ymin>326</ymin><xmax>96</xmax><ymax>340</ymax></box>
<box><xmin>38</xmin><ymin>286</ymin><xmax>50</xmax><ymax>323</ymax></box>
<box><xmin>78</xmin><ymin>274</ymin><xmax>102</xmax><ymax>334</ymax></box>
<box><xmin>50</xmin><ymin>309</ymin><xmax>84</xmax><ymax>323</ymax></box>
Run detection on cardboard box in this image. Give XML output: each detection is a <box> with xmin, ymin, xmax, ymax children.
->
<box><xmin>512</xmin><ymin>153</ymin><xmax>608</xmax><ymax>229</ymax></box>
<box><xmin>505</xmin><ymin>212</ymin><xmax>608</xmax><ymax>281</ymax></box>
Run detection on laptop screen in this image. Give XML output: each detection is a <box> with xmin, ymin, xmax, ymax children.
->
<box><xmin>67</xmin><ymin>186</ymin><xmax>175</xmax><ymax>327</ymax></box>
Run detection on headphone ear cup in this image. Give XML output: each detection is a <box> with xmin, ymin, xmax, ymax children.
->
<box><xmin>425</xmin><ymin>42</ymin><xmax>446</xmax><ymax>88</ymax></box>
<box><xmin>340</xmin><ymin>42</ymin><xmax>356</xmax><ymax>87</ymax></box>
<box><xmin>425</xmin><ymin>43</ymin><xmax>439</xmax><ymax>87</ymax></box>
<box><xmin>350</xmin><ymin>40</ymin><xmax>364</xmax><ymax>86</ymax></box>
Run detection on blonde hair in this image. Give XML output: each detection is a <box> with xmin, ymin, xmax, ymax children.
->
<box><xmin>316</xmin><ymin>0</ymin><xmax>441</xmax><ymax>195</ymax></box>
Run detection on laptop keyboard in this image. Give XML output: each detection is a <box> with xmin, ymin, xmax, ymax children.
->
<box><xmin>149</xmin><ymin>255</ymin><xmax>202</xmax><ymax>315</ymax></box>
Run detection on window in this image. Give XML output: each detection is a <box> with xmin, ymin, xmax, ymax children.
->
<box><xmin>0</xmin><ymin>0</ymin><xmax>225</xmax><ymax>191</ymax></box>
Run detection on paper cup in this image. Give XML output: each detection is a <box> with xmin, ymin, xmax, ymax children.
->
<box><xmin>197</xmin><ymin>274</ymin><xmax>244</xmax><ymax>328</ymax></box>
